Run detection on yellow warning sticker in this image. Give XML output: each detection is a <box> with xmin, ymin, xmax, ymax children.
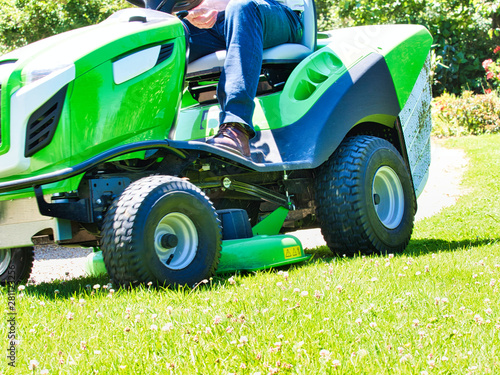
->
<box><xmin>283</xmin><ymin>246</ymin><xmax>301</xmax><ymax>259</ymax></box>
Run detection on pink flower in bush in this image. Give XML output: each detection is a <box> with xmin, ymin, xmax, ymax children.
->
<box><xmin>483</xmin><ymin>59</ymin><xmax>493</xmax><ymax>70</ymax></box>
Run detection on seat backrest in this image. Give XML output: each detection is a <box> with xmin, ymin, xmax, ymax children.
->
<box><xmin>186</xmin><ymin>0</ymin><xmax>317</xmax><ymax>78</ymax></box>
<box><xmin>300</xmin><ymin>0</ymin><xmax>317</xmax><ymax>52</ymax></box>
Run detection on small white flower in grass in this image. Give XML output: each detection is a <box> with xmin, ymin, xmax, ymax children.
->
<box><xmin>459</xmin><ymin>306</ymin><xmax>466</xmax><ymax>311</ymax></box>
<box><xmin>485</xmin><ymin>308</ymin><xmax>493</xmax><ymax>315</ymax></box>
<box><xmin>336</xmin><ymin>285</ymin><xmax>343</xmax><ymax>292</ymax></box>
<box><xmin>418</xmin><ymin>331</ymin><xmax>426</xmax><ymax>337</ymax></box>
<box><xmin>484</xmin><ymin>298</ymin><xmax>491</xmax><ymax>304</ymax></box>
<box><xmin>96</xmin><ymin>312</ymin><xmax>103</xmax><ymax>318</ymax></box>
<box><xmin>150</xmin><ymin>324</ymin><xmax>158</xmax><ymax>331</ymax></box>
<box><xmin>40</xmin><ymin>369</ymin><xmax>49</xmax><ymax>374</ymax></box>
<box><xmin>109</xmin><ymin>289</ymin><xmax>115</xmax><ymax>295</ymax></box>
<box><xmin>441</xmin><ymin>356</ymin><xmax>449</xmax><ymax>362</ymax></box>
<box><xmin>94</xmin><ymin>350</ymin><xmax>101</xmax><ymax>355</ymax></box>
<box><xmin>213</xmin><ymin>315</ymin><xmax>222</xmax><ymax>325</ymax></box>
<box><xmin>276</xmin><ymin>281</ymin><xmax>283</xmax><ymax>288</ymax></box>
<box><xmin>400</xmin><ymin>354</ymin><xmax>412</xmax><ymax>362</ymax></box>
<box><xmin>425</xmin><ymin>265</ymin><xmax>430</xmax><ymax>272</ymax></box>
<box><xmin>228</xmin><ymin>276</ymin><xmax>236</xmax><ymax>285</ymax></box>
<box><xmin>371</xmin><ymin>277</ymin><xmax>378</xmax><ymax>282</ymax></box>
<box><xmin>413</xmin><ymin>319</ymin><xmax>419</xmax><ymax>327</ymax></box>
<box><xmin>300</xmin><ymin>290</ymin><xmax>309</xmax><ymax>297</ymax></box>
<box><xmin>441</xmin><ymin>297</ymin><xmax>449</xmax><ymax>304</ymax></box>
<box><xmin>428</xmin><ymin>359</ymin><xmax>436</xmax><ymax>368</ymax></box>
<box><xmin>93</xmin><ymin>284</ymin><xmax>100</xmax><ymax>290</ymax></box>
<box><xmin>28</xmin><ymin>359</ymin><xmax>39</xmax><ymax>370</ymax></box>
<box><xmin>357</xmin><ymin>349</ymin><xmax>368</xmax><ymax>358</ymax></box>
<box><xmin>319</xmin><ymin>349</ymin><xmax>331</xmax><ymax>359</ymax></box>
<box><xmin>166</xmin><ymin>306</ymin><xmax>173</xmax><ymax>314</ymax></box>
<box><xmin>420</xmin><ymin>371</ymin><xmax>428</xmax><ymax>375</ymax></box>
<box><xmin>388</xmin><ymin>254</ymin><xmax>394</xmax><ymax>258</ymax></box>
<box><xmin>161</xmin><ymin>323</ymin><xmax>173</xmax><ymax>331</ymax></box>
<box><xmin>314</xmin><ymin>290</ymin><xmax>323</xmax><ymax>299</ymax></box>
<box><xmin>205</xmin><ymin>327</ymin><xmax>212</xmax><ymax>334</ymax></box>
<box><xmin>293</xmin><ymin>288</ymin><xmax>300</xmax><ymax>293</ymax></box>
<box><xmin>398</xmin><ymin>273</ymin><xmax>405</xmax><ymax>277</ymax></box>
<box><xmin>369</xmin><ymin>322</ymin><xmax>377</xmax><ymax>328</ymax></box>
<box><xmin>331</xmin><ymin>359</ymin><xmax>341</xmax><ymax>368</ymax></box>
<box><xmin>474</xmin><ymin>314</ymin><xmax>484</xmax><ymax>323</ymax></box>
<box><xmin>39</xmin><ymin>301</ymin><xmax>46</xmax><ymax>307</ymax></box>
<box><xmin>239</xmin><ymin>336</ymin><xmax>249</xmax><ymax>344</ymax></box>
<box><xmin>151</xmin><ymin>313</ymin><xmax>158</xmax><ymax>320</ymax></box>
<box><xmin>66</xmin><ymin>312</ymin><xmax>74</xmax><ymax>320</ymax></box>
<box><xmin>355</xmin><ymin>318</ymin><xmax>362</xmax><ymax>325</ymax></box>
<box><xmin>415</xmin><ymin>271</ymin><xmax>421</xmax><ymax>276</ymax></box>
<box><xmin>18</xmin><ymin>285</ymin><xmax>26</xmax><ymax>291</ymax></box>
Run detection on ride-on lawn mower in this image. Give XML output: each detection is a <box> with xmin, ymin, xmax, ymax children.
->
<box><xmin>0</xmin><ymin>0</ymin><xmax>433</xmax><ymax>286</ymax></box>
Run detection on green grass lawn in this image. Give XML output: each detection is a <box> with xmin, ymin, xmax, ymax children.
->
<box><xmin>1</xmin><ymin>135</ymin><xmax>500</xmax><ymax>374</ymax></box>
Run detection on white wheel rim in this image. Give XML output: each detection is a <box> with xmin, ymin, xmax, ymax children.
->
<box><xmin>154</xmin><ymin>212</ymin><xmax>198</xmax><ymax>270</ymax></box>
<box><xmin>0</xmin><ymin>249</ymin><xmax>12</xmax><ymax>275</ymax></box>
<box><xmin>372</xmin><ymin>166</ymin><xmax>405</xmax><ymax>229</ymax></box>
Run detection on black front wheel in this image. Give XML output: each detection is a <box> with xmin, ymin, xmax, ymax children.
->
<box><xmin>0</xmin><ymin>247</ymin><xmax>34</xmax><ymax>285</ymax></box>
<box><xmin>315</xmin><ymin>136</ymin><xmax>416</xmax><ymax>256</ymax></box>
<box><xmin>101</xmin><ymin>176</ymin><xmax>222</xmax><ymax>287</ymax></box>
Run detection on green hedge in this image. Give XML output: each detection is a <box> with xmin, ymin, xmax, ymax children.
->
<box><xmin>0</xmin><ymin>0</ymin><xmax>128</xmax><ymax>54</ymax></box>
<box><xmin>0</xmin><ymin>0</ymin><xmax>498</xmax><ymax>95</ymax></box>
<box><xmin>316</xmin><ymin>0</ymin><xmax>497</xmax><ymax>96</ymax></box>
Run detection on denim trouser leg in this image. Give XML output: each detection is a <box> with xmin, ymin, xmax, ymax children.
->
<box><xmin>184</xmin><ymin>0</ymin><xmax>302</xmax><ymax>135</ymax></box>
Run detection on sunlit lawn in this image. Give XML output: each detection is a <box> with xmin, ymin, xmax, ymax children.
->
<box><xmin>1</xmin><ymin>134</ymin><xmax>499</xmax><ymax>374</ymax></box>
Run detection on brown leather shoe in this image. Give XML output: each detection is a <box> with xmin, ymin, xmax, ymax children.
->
<box><xmin>207</xmin><ymin>123</ymin><xmax>251</xmax><ymax>157</ymax></box>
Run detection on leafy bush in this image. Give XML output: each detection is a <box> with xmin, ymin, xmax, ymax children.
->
<box><xmin>432</xmin><ymin>91</ymin><xmax>500</xmax><ymax>137</ymax></box>
<box><xmin>0</xmin><ymin>0</ymin><xmax>128</xmax><ymax>55</ymax></box>
<box><xmin>315</xmin><ymin>0</ymin><xmax>497</xmax><ymax>95</ymax></box>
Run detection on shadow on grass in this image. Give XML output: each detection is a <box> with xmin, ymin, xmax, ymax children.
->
<box><xmin>405</xmin><ymin>237</ymin><xmax>499</xmax><ymax>256</ymax></box>
<box><xmin>20</xmin><ymin>237</ymin><xmax>498</xmax><ymax>299</ymax></box>
<box><xmin>20</xmin><ymin>271</ymin><xmax>239</xmax><ymax>300</ymax></box>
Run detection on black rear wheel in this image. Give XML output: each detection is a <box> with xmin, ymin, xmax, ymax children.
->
<box><xmin>315</xmin><ymin>136</ymin><xmax>416</xmax><ymax>256</ymax></box>
<box><xmin>101</xmin><ymin>176</ymin><xmax>222</xmax><ymax>287</ymax></box>
<box><xmin>0</xmin><ymin>247</ymin><xmax>34</xmax><ymax>285</ymax></box>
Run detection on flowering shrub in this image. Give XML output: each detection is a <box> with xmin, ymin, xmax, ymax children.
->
<box><xmin>432</xmin><ymin>90</ymin><xmax>500</xmax><ymax>137</ymax></box>
<box><xmin>482</xmin><ymin>46</ymin><xmax>500</xmax><ymax>89</ymax></box>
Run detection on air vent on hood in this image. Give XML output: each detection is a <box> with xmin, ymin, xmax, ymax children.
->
<box><xmin>25</xmin><ymin>85</ymin><xmax>68</xmax><ymax>157</ymax></box>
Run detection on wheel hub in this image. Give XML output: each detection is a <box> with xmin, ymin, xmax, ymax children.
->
<box><xmin>372</xmin><ymin>166</ymin><xmax>405</xmax><ymax>229</ymax></box>
<box><xmin>154</xmin><ymin>212</ymin><xmax>198</xmax><ymax>270</ymax></box>
<box><xmin>0</xmin><ymin>249</ymin><xmax>12</xmax><ymax>275</ymax></box>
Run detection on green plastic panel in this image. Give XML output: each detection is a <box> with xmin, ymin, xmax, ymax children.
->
<box><xmin>217</xmin><ymin>234</ymin><xmax>310</xmax><ymax>274</ymax></box>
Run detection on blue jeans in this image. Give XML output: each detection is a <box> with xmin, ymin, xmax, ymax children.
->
<box><xmin>184</xmin><ymin>0</ymin><xmax>303</xmax><ymax>136</ymax></box>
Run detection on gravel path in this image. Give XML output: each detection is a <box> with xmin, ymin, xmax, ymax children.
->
<box><xmin>29</xmin><ymin>139</ymin><xmax>468</xmax><ymax>284</ymax></box>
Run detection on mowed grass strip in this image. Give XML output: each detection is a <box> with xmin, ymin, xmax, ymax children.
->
<box><xmin>1</xmin><ymin>134</ymin><xmax>499</xmax><ymax>374</ymax></box>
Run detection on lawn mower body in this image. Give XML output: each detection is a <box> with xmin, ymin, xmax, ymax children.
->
<box><xmin>0</xmin><ymin>5</ymin><xmax>433</xmax><ymax>285</ymax></box>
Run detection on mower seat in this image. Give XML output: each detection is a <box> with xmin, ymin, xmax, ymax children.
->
<box><xmin>186</xmin><ymin>0</ymin><xmax>316</xmax><ymax>78</ymax></box>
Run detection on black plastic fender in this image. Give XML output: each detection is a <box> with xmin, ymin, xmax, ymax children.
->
<box><xmin>269</xmin><ymin>52</ymin><xmax>401</xmax><ymax>169</ymax></box>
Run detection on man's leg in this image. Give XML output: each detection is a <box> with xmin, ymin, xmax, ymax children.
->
<box><xmin>218</xmin><ymin>0</ymin><xmax>303</xmax><ymax>133</ymax></box>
